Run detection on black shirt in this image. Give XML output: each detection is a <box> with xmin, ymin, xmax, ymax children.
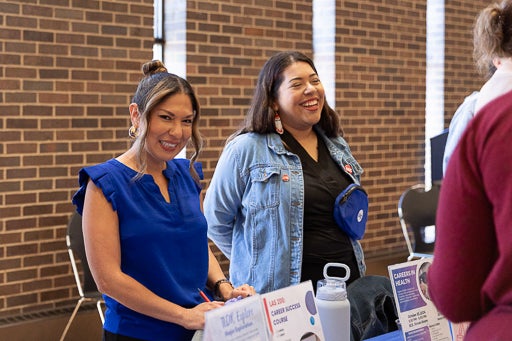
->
<box><xmin>280</xmin><ymin>130</ymin><xmax>360</xmax><ymax>288</ymax></box>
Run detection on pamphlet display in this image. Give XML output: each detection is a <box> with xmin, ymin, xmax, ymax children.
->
<box><xmin>388</xmin><ymin>259</ymin><xmax>453</xmax><ymax>341</ymax></box>
<box><xmin>203</xmin><ymin>281</ymin><xmax>325</xmax><ymax>341</ymax></box>
<box><xmin>203</xmin><ymin>294</ymin><xmax>270</xmax><ymax>341</ymax></box>
<box><xmin>261</xmin><ymin>281</ymin><xmax>325</xmax><ymax>341</ymax></box>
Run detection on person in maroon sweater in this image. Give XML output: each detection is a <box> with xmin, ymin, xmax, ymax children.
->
<box><xmin>429</xmin><ymin>4</ymin><xmax>512</xmax><ymax>339</ymax></box>
<box><xmin>428</xmin><ymin>89</ymin><xmax>512</xmax><ymax>340</ymax></box>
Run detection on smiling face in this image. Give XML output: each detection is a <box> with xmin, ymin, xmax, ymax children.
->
<box><xmin>141</xmin><ymin>92</ymin><xmax>194</xmax><ymax>168</ymax></box>
<box><xmin>274</xmin><ymin>61</ymin><xmax>325</xmax><ymax>133</ymax></box>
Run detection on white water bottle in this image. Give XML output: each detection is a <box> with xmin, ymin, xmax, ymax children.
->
<box><xmin>315</xmin><ymin>263</ymin><xmax>351</xmax><ymax>341</ymax></box>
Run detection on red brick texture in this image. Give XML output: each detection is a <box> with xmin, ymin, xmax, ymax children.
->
<box><xmin>0</xmin><ymin>0</ymin><xmax>489</xmax><ymax>318</ymax></box>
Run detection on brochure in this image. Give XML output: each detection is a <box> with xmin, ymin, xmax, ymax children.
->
<box><xmin>388</xmin><ymin>259</ymin><xmax>453</xmax><ymax>341</ymax></box>
<box><xmin>261</xmin><ymin>281</ymin><xmax>325</xmax><ymax>341</ymax></box>
<box><xmin>203</xmin><ymin>281</ymin><xmax>324</xmax><ymax>340</ymax></box>
<box><xmin>203</xmin><ymin>294</ymin><xmax>270</xmax><ymax>341</ymax></box>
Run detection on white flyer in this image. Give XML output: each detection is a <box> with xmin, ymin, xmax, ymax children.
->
<box><xmin>203</xmin><ymin>294</ymin><xmax>270</xmax><ymax>341</ymax></box>
<box><xmin>261</xmin><ymin>281</ymin><xmax>325</xmax><ymax>341</ymax></box>
<box><xmin>388</xmin><ymin>259</ymin><xmax>452</xmax><ymax>341</ymax></box>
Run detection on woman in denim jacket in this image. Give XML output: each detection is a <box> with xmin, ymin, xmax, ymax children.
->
<box><xmin>204</xmin><ymin>51</ymin><xmax>366</xmax><ymax>295</ymax></box>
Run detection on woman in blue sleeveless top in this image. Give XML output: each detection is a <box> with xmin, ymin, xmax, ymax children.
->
<box><xmin>72</xmin><ymin>60</ymin><xmax>254</xmax><ymax>341</ymax></box>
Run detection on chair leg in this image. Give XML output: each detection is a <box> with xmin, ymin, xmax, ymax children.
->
<box><xmin>96</xmin><ymin>299</ymin><xmax>105</xmax><ymax>324</ymax></box>
<box><xmin>60</xmin><ymin>298</ymin><xmax>84</xmax><ymax>341</ymax></box>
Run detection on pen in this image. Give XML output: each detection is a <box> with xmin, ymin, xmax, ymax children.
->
<box><xmin>197</xmin><ymin>288</ymin><xmax>211</xmax><ymax>302</ymax></box>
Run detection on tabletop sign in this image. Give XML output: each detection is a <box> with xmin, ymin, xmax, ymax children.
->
<box><xmin>388</xmin><ymin>259</ymin><xmax>453</xmax><ymax>341</ymax></box>
<box><xmin>260</xmin><ymin>281</ymin><xmax>325</xmax><ymax>341</ymax></box>
<box><xmin>203</xmin><ymin>294</ymin><xmax>270</xmax><ymax>341</ymax></box>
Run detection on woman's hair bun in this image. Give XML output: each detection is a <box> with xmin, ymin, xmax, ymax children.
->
<box><xmin>142</xmin><ymin>60</ymin><xmax>168</xmax><ymax>77</ymax></box>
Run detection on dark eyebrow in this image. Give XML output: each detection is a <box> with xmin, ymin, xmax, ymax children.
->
<box><xmin>158</xmin><ymin>109</ymin><xmax>195</xmax><ymax>118</ymax></box>
<box><xmin>288</xmin><ymin>73</ymin><xmax>318</xmax><ymax>83</ymax></box>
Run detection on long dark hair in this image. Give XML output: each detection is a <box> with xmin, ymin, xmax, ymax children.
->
<box><xmin>229</xmin><ymin>51</ymin><xmax>343</xmax><ymax>142</ymax></box>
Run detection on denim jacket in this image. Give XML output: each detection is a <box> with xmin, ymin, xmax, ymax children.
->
<box><xmin>204</xmin><ymin>127</ymin><xmax>366</xmax><ymax>294</ymax></box>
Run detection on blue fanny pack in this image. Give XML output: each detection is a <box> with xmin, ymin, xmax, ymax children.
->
<box><xmin>333</xmin><ymin>184</ymin><xmax>369</xmax><ymax>240</ymax></box>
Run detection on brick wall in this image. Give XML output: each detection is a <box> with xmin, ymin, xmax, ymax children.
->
<box><xmin>333</xmin><ymin>0</ymin><xmax>429</xmax><ymax>254</ymax></box>
<box><xmin>444</xmin><ymin>1</ymin><xmax>490</xmax><ymax>121</ymax></box>
<box><xmin>0</xmin><ymin>0</ymin><xmax>154</xmax><ymax>318</ymax></box>
<box><xmin>0</xmin><ymin>0</ymin><xmax>489</xmax><ymax>319</ymax></box>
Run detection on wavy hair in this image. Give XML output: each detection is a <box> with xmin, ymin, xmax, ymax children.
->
<box><xmin>473</xmin><ymin>0</ymin><xmax>512</xmax><ymax>79</ymax></box>
<box><xmin>229</xmin><ymin>51</ymin><xmax>343</xmax><ymax>142</ymax></box>
<box><xmin>131</xmin><ymin>60</ymin><xmax>203</xmax><ymax>183</ymax></box>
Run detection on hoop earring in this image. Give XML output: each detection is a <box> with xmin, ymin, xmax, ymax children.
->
<box><xmin>274</xmin><ymin>112</ymin><xmax>284</xmax><ymax>135</ymax></box>
<box><xmin>128</xmin><ymin>125</ymin><xmax>138</xmax><ymax>139</ymax></box>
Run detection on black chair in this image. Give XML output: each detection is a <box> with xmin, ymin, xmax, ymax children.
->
<box><xmin>60</xmin><ymin>212</ymin><xmax>105</xmax><ymax>341</ymax></box>
<box><xmin>397</xmin><ymin>184</ymin><xmax>440</xmax><ymax>261</ymax></box>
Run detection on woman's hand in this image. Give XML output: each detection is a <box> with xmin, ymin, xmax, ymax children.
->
<box><xmin>182</xmin><ymin>301</ymin><xmax>224</xmax><ymax>330</ymax></box>
<box><xmin>226</xmin><ymin>283</ymin><xmax>256</xmax><ymax>300</ymax></box>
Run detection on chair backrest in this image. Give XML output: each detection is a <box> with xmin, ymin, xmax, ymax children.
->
<box><xmin>66</xmin><ymin>211</ymin><xmax>100</xmax><ymax>296</ymax></box>
<box><xmin>397</xmin><ymin>184</ymin><xmax>440</xmax><ymax>259</ymax></box>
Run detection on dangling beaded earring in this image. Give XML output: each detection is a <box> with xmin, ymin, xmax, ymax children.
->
<box><xmin>274</xmin><ymin>111</ymin><xmax>284</xmax><ymax>134</ymax></box>
<box><xmin>128</xmin><ymin>125</ymin><xmax>138</xmax><ymax>139</ymax></box>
